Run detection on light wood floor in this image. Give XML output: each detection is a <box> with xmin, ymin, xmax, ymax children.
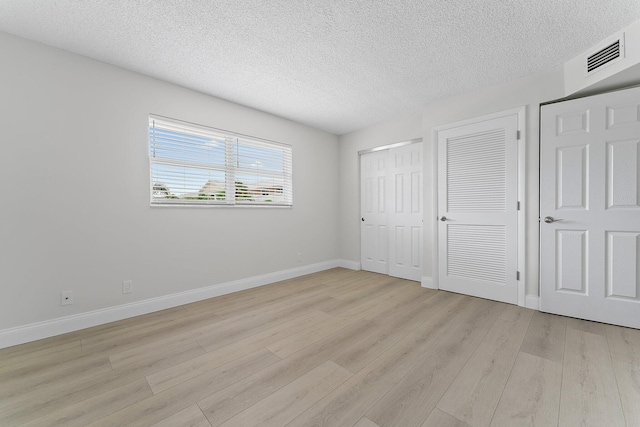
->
<box><xmin>1</xmin><ymin>268</ymin><xmax>639</xmax><ymax>427</ymax></box>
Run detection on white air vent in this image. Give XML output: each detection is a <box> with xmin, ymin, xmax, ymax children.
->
<box><xmin>585</xmin><ymin>34</ymin><xmax>625</xmax><ymax>76</ymax></box>
<box><xmin>565</xmin><ymin>21</ymin><xmax>640</xmax><ymax>96</ymax></box>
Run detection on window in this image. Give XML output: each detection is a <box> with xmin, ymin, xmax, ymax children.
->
<box><xmin>149</xmin><ymin>115</ymin><xmax>293</xmax><ymax>206</ymax></box>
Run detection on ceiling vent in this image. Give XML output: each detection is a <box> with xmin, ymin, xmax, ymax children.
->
<box><xmin>585</xmin><ymin>34</ymin><xmax>625</xmax><ymax>76</ymax></box>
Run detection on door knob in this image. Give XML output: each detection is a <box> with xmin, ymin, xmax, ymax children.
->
<box><xmin>543</xmin><ymin>216</ymin><xmax>561</xmax><ymax>223</ymax></box>
<box><xmin>440</xmin><ymin>216</ymin><xmax>447</xmax><ymax>221</ymax></box>
<box><xmin>361</xmin><ymin>218</ymin><xmax>364</xmax><ymax>222</ymax></box>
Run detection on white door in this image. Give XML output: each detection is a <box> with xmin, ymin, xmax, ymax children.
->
<box><xmin>437</xmin><ymin>114</ymin><xmax>519</xmax><ymax>304</ymax></box>
<box><xmin>360</xmin><ymin>143</ymin><xmax>423</xmax><ymax>281</ymax></box>
<box><xmin>360</xmin><ymin>150</ymin><xmax>389</xmax><ymax>275</ymax></box>
<box><xmin>540</xmin><ymin>86</ymin><xmax>640</xmax><ymax>329</ymax></box>
<box><xmin>388</xmin><ymin>144</ymin><xmax>423</xmax><ymax>281</ymax></box>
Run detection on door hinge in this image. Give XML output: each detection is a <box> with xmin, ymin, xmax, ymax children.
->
<box><xmin>517</xmin><ymin>201</ymin><xmax>521</xmax><ymax>210</ymax></box>
<box><xmin>516</xmin><ymin>130</ymin><xmax>521</xmax><ymax>140</ymax></box>
<box><xmin>516</xmin><ymin>271</ymin><xmax>520</xmax><ymax>281</ymax></box>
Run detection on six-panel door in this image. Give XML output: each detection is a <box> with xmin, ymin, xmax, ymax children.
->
<box><xmin>540</xmin><ymin>86</ymin><xmax>640</xmax><ymax>329</ymax></box>
<box><xmin>360</xmin><ymin>144</ymin><xmax>423</xmax><ymax>281</ymax></box>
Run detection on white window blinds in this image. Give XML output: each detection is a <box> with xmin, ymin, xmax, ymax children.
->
<box><xmin>149</xmin><ymin>116</ymin><xmax>293</xmax><ymax>206</ymax></box>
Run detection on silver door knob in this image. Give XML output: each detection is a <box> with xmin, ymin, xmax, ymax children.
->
<box><xmin>544</xmin><ymin>216</ymin><xmax>561</xmax><ymax>223</ymax></box>
<box><xmin>440</xmin><ymin>216</ymin><xmax>447</xmax><ymax>221</ymax></box>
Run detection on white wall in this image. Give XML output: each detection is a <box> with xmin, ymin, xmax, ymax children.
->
<box><xmin>0</xmin><ymin>32</ymin><xmax>339</xmax><ymax>332</ymax></box>
<box><xmin>339</xmin><ymin>67</ymin><xmax>566</xmax><ymax>299</ymax></box>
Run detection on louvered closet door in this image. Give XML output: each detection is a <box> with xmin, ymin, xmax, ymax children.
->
<box><xmin>438</xmin><ymin>114</ymin><xmax>518</xmax><ymax>304</ymax></box>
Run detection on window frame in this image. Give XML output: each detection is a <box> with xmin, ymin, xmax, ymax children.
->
<box><xmin>149</xmin><ymin>115</ymin><xmax>293</xmax><ymax>207</ymax></box>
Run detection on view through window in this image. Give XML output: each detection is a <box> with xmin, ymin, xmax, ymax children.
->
<box><xmin>149</xmin><ymin>116</ymin><xmax>293</xmax><ymax>206</ymax></box>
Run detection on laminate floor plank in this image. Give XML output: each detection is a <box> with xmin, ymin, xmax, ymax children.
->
<box><xmin>327</xmin><ymin>273</ymin><xmax>396</xmax><ymax>300</ymax></box>
<box><xmin>422</xmin><ymin>409</ymin><xmax>471</xmax><ymax>427</ymax></box>
<box><xmin>205</xmin><ymin>277</ymin><xmax>343</xmax><ymax>319</ymax></box>
<box><xmin>337</xmin><ymin>281</ymin><xmax>427</xmax><ymax>323</ymax></box>
<box><xmin>264</xmin><ymin>282</ymin><xmax>410</xmax><ymax>360</ymax></box>
<box><xmin>19</xmin><ymin>378</ymin><xmax>152</xmax><ymax>427</ymax></box>
<box><xmin>0</xmin><ymin>340</ymin><xmax>205</xmax><ymax>425</ymax></box>
<box><xmin>605</xmin><ymin>324</ymin><xmax>640</xmax><ymax>426</ymax></box>
<box><xmin>265</xmin><ymin>313</ymin><xmax>360</xmax><ymax>359</ymax></box>
<box><xmin>436</xmin><ymin>306</ymin><xmax>533</xmax><ymax>427</ymax></box>
<box><xmin>0</xmin><ymin>338</ymin><xmax>82</xmax><ymax>372</ymax></box>
<box><xmin>314</xmin><ymin>284</ymin><xmax>394</xmax><ymax>317</ymax></box>
<box><xmin>333</xmin><ymin>291</ymin><xmax>457</xmax><ymax>373</ymax></box>
<box><xmin>362</xmin><ymin>286</ymin><xmax>436</xmax><ymax>321</ymax></box>
<box><xmin>353</xmin><ymin>416</ymin><xmax>381</xmax><ymax>427</ymax></box>
<box><xmin>285</xmin><ymin>296</ymin><xmax>476</xmax><ymax>427</ymax></box>
<box><xmin>197</xmin><ymin>293</ymin><xmax>335</xmax><ymax>352</ymax></box>
<box><xmin>0</xmin><ymin>332</ymin><xmax>83</xmax><ymax>361</ymax></box>
<box><xmin>219</xmin><ymin>361</ymin><xmax>352</xmax><ymax>427</ymax></box>
<box><xmin>198</xmin><ymin>318</ymin><xmax>378</xmax><ymax>426</ymax></box>
<box><xmin>519</xmin><ymin>311</ymin><xmax>566</xmax><ymax>363</ymax></box>
<box><xmin>490</xmin><ymin>352</ymin><xmax>562</xmax><ymax>427</ymax></box>
<box><xmin>316</xmin><ymin>278</ymin><xmax>406</xmax><ymax>316</ymax></box>
<box><xmin>0</xmin><ymin>352</ymin><xmax>113</xmax><ymax>403</ymax></box>
<box><xmin>559</xmin><ymin>328</ymin><xmax>625</xmax><ymax>426</ymax></box>
<box><xmin>566</xmin><ymin>317</ymin><xmax>606</xmax><ymax>336</ymax></box>
<box><xmin>77</xmin><ymin>306</ymin><xmax>191</xmax><ymax>345</ymax></box>
<box><xmin>108</xmin><ymin>328</ymin><xmax>209</xmax><ymax>370</ymax></box>
<box><xmin>80</xmin><ymin>308</ymin><xmax>223</xmax><ymax>354</ymax></box>
<box><xmin>107</xmin><ymin>304</ymin><xmax>289</xmax><ymax>370</ymax></box>
<box><xmin>146</xmin><ymin>310</ymin><xmax>331</xmax><ymax>393</ymax></box>
<box><xmin>151</xmin><ymin>404</ymin><xmax>212</xmax><ymax>427</ymax></box>
<box><xmin>367</xmin><ymin>298</ymin><xmax>504</xmax><ymax>427</ymax></box>
<box><xmin>179</xmin><ymin>276</ymin><xmax>311</xmax><ymax>313</ymax></box>
<box><xmin>75</xmin><ymin>306</ymin><xmax>190</xmax><ymax>340</ymax></box>
<box><xmin>274</xmin><ymin>269</ymin><xmax>363</xmax><ymax>292</ymax></box>
<box><xmin>0</xmin><ymin>344</ymin><xmax>84</xmax><ymax>378</ymax></box>
<box><xmin>87</xmin><ymin>349</ymin><xmax>281</xmax><ymax>427</ymax></box>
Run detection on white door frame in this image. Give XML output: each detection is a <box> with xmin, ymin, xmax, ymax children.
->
<box><xmin>358</xmin><ymin>138</ymin><xmax>423</xmax><ymax>156</ymax></box>
<box><xmin>432</xmin><ymin>107</ymin><xmax>527</xmax><ymax>307</ymax></box>
<box><xmin>359</xmin><ymin>138</ymin><xmax>424</xmax><ymax>279</ymax></box>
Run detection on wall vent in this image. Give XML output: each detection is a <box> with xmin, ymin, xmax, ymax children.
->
<box><xmin>585</xmin><ymin>35</ymin><xmax>625</xmax><ymax>76</ymax></box>
<box><xmin>565</xmin><ymin>21</ymin><xmax>640</xmax><ymax>96</ymax></box>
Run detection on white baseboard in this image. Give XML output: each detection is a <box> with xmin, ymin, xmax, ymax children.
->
<box><xmin>338</xmin><ymin>259</ymin><xmax>361</xmax><ymax>270</ymax></box>
<box><xmin>0</xmin><ymin>260</ymin><xmax>342</xmax><ymax>349</ymax></box>
<box><xmin>421</xmin><ymin>276</ymin><xmax>436</xmax><ymax>289</ymax></box>
<box><xmin>525</xmin><ymin>295</ymin><xmax>540</xmax><ymax>310</ymax></box>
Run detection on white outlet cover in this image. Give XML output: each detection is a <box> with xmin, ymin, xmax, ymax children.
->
<box><xmin>61</xmin><ymin>290</ymin><xmax>73</xmax><ymax>305</ymax></box>
<box><xmin>123</xmin><ymin>280</ymin><xmax>133</xmax><ymax>294</ymax></box>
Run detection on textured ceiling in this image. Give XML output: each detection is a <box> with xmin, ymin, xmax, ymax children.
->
<box><xmin>1</xmin><ymin>1</ymin><xmax>640</xmax><ymax>135</ymax></box>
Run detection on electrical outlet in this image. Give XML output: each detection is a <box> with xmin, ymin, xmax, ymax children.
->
<box><xmin>61</xmin><ymin>290</ymin><xmax>73</xmax><ymax>306</ymax></box>
<box><xmin>296</xmin><ymin>253</ymin><xmax>302</xmax><ymax>263</ymax></box>
<box><xmin>123</xmin><ymin>280</ymin><xmax>133</xmax><ymax>294</ymax></box>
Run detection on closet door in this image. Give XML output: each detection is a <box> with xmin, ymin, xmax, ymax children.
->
<box><xmin>388</xmin><ymin>143</ymin><xmax>423</xmax><ymax>281</ymax></box>
<box><xmin>437</xmin><ymin>114</ymin><xmax>519</xmax><ymax>304</ymax></box>
<box><xmin>360</xmin><ymin>150</ymin><xmax>389</xmax><ymax>275</ymax></box>
<box><xmin>360</xmin><ymin>143</ymin><xmax>423</xmax><ymax>281</ymax></box>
